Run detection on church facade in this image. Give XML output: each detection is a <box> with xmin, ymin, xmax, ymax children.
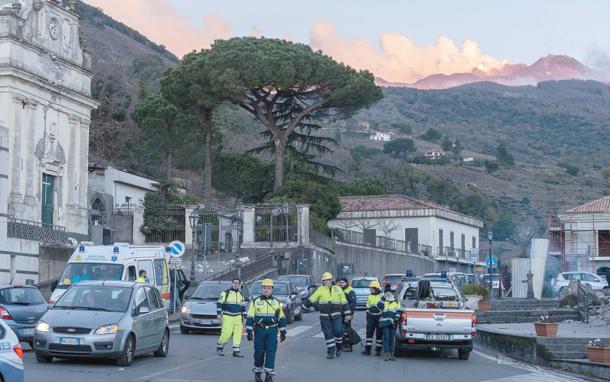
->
<box><xmin>0</xmin><ymin>0</ymin><xmax>97</xmax><ymax>283</ymax></box>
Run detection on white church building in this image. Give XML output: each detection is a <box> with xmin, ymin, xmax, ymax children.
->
<box><xmin>0</xmin><ymin>0</ymin><xmax>97</xmax><ymax>284</ymax></box>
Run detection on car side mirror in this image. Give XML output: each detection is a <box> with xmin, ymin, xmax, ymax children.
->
<box><xmin>51</xmin><ymin>280</ymin><xmax>58</xmax><ymax>292</ymax></box>
<box><xmin>138</xmin><ymin>306</ymin><xmax>150</xmax><ymax>315</ymax></box>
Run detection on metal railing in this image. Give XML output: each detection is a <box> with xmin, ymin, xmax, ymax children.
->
<box><xmin>254</xmin><ymin>203</ymin><xmax>297</xmax><ymax>243</ymax></box>
<box><xmin>141</xmin><ymin>203</ymin><xmax>185</xmax><ymax>244</ymax></box>
<box><xmin>206</xmin><ymin>254</ymin><xmax>275</xmax><ymax>283</ymax></box>
<box><xmin>7</xmin><ymin>217</ymin><xmax>68</xmax><ymax>245</ymax></box>
<box><xmin>333</xmin><ymin>228</ymin><xmax>430</xmax><ymax>255</ymax></box>
<box><xmin>310</xmin><ymin>228</ymin><xmax>336</xmax><ymax>252</ymax></box>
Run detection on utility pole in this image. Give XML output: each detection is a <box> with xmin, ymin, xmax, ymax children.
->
<box><xmin>487</xmin><ymin>231</ymin><xmax>493</xmax><ymax>298</ymax></box>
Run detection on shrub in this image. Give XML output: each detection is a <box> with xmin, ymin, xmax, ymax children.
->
<box><xmin>461</xmin><ymin>284</ymin><xmax>489</xmax><ymax>297</ymax></box>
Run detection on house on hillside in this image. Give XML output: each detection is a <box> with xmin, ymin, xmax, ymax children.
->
<box><xmin>327</xmin><ymin>195</ymin><xmax>484</xmax><ymax>272</ymax></box>
<box><xmin>370</xmin><ymin>131</ymin><xmax>391</xmax><ymax>141</ymax></box>
<box><xmin>424</xmin><ymin>151</ymin><xmax>448</xmax><ymax>160</ymax></box>
<box><xmin>549</xmin><ymin>195</ymin><xmax>610</xmax><ymax>273</ymax></box>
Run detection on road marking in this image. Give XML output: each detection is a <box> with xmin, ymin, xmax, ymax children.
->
<box><xmin>314</xmin><ymin>331</ymin><xmax>324</xmax><ymax>338</ymax></box>
<box><xmin>473</xmin><ymin>350</ymin><xmax>587</xmax><ymax>382</ymax></box>
<box><xmin>286</xmin><ymin>325</ymin><xmax>313</xmax><ymax>337</ymax></box>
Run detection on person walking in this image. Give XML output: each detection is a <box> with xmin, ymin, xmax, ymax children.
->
<box><xmin>361</xmin><ymin>280</ymin><xmax>383</xmax><ymax>356</ymax></box>
<box><xmin>378</xmin><ymin>286</ymin><xmax>402</xmax><ymax>361</ymax></box>
<box><xmin>246</xmin><ymin>279</ymin><xmax>287</xmax><ymax>382</ymax></box>
<box><xmin>337</xmin><ymin>277</ymin><xmax>356</xmax><ymax>352</ymax></box>
<box><xmin>306</xmin><ymin>272</ymin><xmax>351</xmax><ymax>359</ymax></box>
<box><xmin>216</xmin><ymin>277</ymin><xmax>246</xmax><ymax>357</ymax></box>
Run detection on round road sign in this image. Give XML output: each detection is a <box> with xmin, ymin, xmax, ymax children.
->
<box><xmin>168</xmin><ymin>240</ymin><xmax>185</xmax><ymax>258</ymax></box>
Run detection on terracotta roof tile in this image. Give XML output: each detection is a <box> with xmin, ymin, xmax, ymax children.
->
<box><xmin>567</xmin><ymin>195</ymin><xmax>610</xmax><ymax>214</ymax></box>
<box><xmin>338</xmin><ymin>194</ymin><xmax>440</xmax><ymax>212</ymax></box>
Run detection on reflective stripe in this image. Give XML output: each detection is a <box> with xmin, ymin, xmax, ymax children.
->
<box><xmin>246</xmin><ymin>326</ymin><xmax>253</xmax><ymax>330</ymax></box>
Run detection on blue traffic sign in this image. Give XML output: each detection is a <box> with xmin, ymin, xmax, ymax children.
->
<box><xmin>168</xmin><ymin>240</ymin><xmax>185</xmax><ymax>258</ymax></box>
<box><xmin>485</xmin><ymin>257</ymin><xmax>497</xmax><ymax>268</ymax></box>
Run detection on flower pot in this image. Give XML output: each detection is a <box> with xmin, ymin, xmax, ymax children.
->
<box><xmin>477</xmin><ymin>299</ymin><xmax>491</xmax><ymax>312</ymax></box>
<box><xmin>587</xmin><ymin>346</ymin><xmax>610</xmax><ymax>363</ymax></box>
<box><xmin>534</xmin><ymin>322</ymin><xmax>558</xmax><ymax>337</ymax></box>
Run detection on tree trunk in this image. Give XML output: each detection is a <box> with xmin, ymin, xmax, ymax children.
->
<box><xmin>199</xmin><ymin>107</ymin><xmax>214</xmax><ymax>199</ymax></box>
<box><xmin>166</xmin><ymin>151</ymin><xmax>173</xmax><ymax>179</ymax></box>
<box><xmin>273</xmin><ymin>136</ymin><xmax>287</xmax><ymax>190</ymax></box>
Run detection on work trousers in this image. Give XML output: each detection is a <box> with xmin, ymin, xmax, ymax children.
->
<box><xmin>253</xmin><ymin>326</ymin><xmax>278</xmax><ymax>375</ymax></box>
<box><xmin>217</xmin><ymin>314</ymin><xmax>243</xmax><ymax>352</ymax></box>
<box><xmin>382</xmin><ymin>324</ymin><xmax>397</xmax><ymax>353</ymax></box>
<box><xmin>365</xmin><ymin>314</ymin><xmax>383</xmax><ymax>351</ymax></box>
<box><xmin>320</xmin><ymin>317</ymin><xmax>344</xmax><ymax>355</ymax></box>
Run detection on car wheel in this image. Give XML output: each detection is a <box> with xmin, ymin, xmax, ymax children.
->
<box><xmin>116</xmin><ymin>334</ymin><xmax>135</xmax><ymax>366</ymax></box>
<box><xmin>35</xmin><ymin>352</ymin><xmax>53</xmax><ymax>363</ymax></box>
<box><xmin>458</xmin><ymin>349</ymin><xmax>470</xmax><ymax>360</ymax></box>
<box><xmin>180</xmin><ymin>325</ymin><xmax>190</xmax><ymax>335</ymax></box>
<box><xmin>154</xmin><ymin>329</ymin><xmax>170</xmax><ymax>357</ymax></box>
<box><xmin>286</xmin><ymin>309</ymin><xmax>294</xmax><ymax>324</ymax></box>
<box><xmin>295</xmin><ymin>308</ymin><xmax>303</xmax><ymax>321</ymax></box>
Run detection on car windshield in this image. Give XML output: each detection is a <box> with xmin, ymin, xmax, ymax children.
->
<box><xmin>190</xmin><ymin>284</ymin><xmax>229</xmax><ymax>300</ymax></box>
<box><xmin>251</xmin><ymin>282</ymin><xmax>289</xmax><ymax>296</ymax></box>
<box><xmin>59</xmin><ymin>263</ymin><xmax>124</xmax><ymax>286</ymax></box>
<box><xmin>384</xmin><ymin>275</ymin><xmax>402</xmax><ymax>284</ymax></box>
<box><xmin>279</xmin><ymin>276</ymin><xmax>307</xmax><ymax>288</ymax></box>
<box><xmin>54</xmin><ymin>285</ymin><xmax>132</xmax><ymax>312</ymax></box>
<box><xmin>352</xmin><ymin>279</ymin><xmax>373</xmax><ymax>288</ymax></box>
<box><xmin>0</xmin><ymin>287</ymin><xmax>45</xmax><ymax>305</ymax></box>
<box><xmin>432</xmin><ymin>286</ymin><xmax>460</xmax><ymax>301</ymax></box>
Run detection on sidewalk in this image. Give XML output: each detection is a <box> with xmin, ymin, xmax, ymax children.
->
<box><xmin>479</xmin><ymin>320</ymin><xmax>610</xmax><ymax>339</ymax></box>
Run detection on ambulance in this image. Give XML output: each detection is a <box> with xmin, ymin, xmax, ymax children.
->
<box><xmin>49</xmin><ymin>243</ymin><xmax>172</xmax><ymax>307</ymax></box>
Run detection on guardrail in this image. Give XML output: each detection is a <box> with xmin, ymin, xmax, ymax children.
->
<box><xmin>7</xmin><ymin>217</ymin><xmax>69</xmax><ymax>245</ymax></box>
<box><xmin>310</xmin><ymin>228</ymin><xmax>336</xmax><ymax>252</ymax></box>
<box><xmin>205</xmin><ymin>253</ymin><xmax>275</xmax><ymax>283</ymax></box>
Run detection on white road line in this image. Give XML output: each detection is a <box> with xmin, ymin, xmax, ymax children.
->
<box><xmin>286</xmin><ymin>325</ymin><xmax>313</xmax><ymax>337</ymax></box>
<box><xmin>314</xmin><ymin>331</ymin><xmax>324</xmax><ymax>338</ymax></box>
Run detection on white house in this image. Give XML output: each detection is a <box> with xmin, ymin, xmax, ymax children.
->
<box><xmin>327</xmin><ymin>195</ymin><xmax>484</xmax><ymax>269</ymax></box>
<box><xmin>424</xmin><ymin>151</ymin><xmax>447</xmax><ymax>160</ymax></box>
<box><xmin>1</xmin><ymin>0</ymin><xmax>98</xmax><ymax>284</ymax></box>
<box><xmin>88</xmin><ymin>164</ymin><xmax>157</xmax><ymax>209</ymax></box>
<box><xmin>551</xmin><ymin>195</ymin><xmax>610</xmax><ymax>272</ymax></box>
<box><xmin>370</xmin><ymin>131</ymin><xmax>391</xmax><ymax>142</ymax></box>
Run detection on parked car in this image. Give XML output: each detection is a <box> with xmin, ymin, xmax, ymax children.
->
<box><xmin>250</xmin><ymin>280</ymin><xmax>302</xmax><ymax>323</ymax></box>
<box><xmin>481</xmin><ymin>273</ymin><xmax>502</xmax><ymax>292</ymax></box>
<box><xmin>0</xmin><ymin>285</ymin><xmax>48</xmax><ymax>345</ymax></box>
<box><xmin>552</xmin><ymin>272</ymin><xmax>609</xmax><ymax>295</ymax></box>
<box><xmin>34</xmin><ymin>281</ymin><xmax>169</xmax><ymax>366</ymax></box>
<box><xmin>0</xmin><ymin>318</ymin><xmax>24</xmax><ymax>382</ymax></box>
<box><xmin>423</xmin><ymin>272</ymin><xmax>468</xmax><ymax>288</ymax></box>
<box><xmin>395</xmin><ymin>280</ymin><xmax>475</xmax><ymax>360</ymax></box>
<box><xmin>180</xmin><ymin>281</ymin><xmax>250</xmax><ymax>334</ymax></box>
<box><xmin>381</xmin><ymin>274</ymin><xmax>404</xmax><ymax>291</ymax></box>
<box><xmin>278</xmin><ymin>275</ymin><xmax>317</xmax><ymax>300</ymax></box>
<box><xmin>351</xmin><ymin>276</ymin><xmax>380</xmax><ymax>309</ymax></box>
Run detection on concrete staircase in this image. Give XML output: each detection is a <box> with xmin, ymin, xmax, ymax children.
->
<box><xmin>477</xmin><ymin>299</ymin><xmax>580</xmax><ymax>324</ymax></box>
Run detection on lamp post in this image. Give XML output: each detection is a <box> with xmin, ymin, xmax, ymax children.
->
<box><xmin>188</xmin><ymin>211</ymin><xmax>200</xmax><ymax>282</ymax></box>
<box><xmin>487</xmin><ymin>230</ymin><xmax>493</xmax><ymax>298</ymax></box>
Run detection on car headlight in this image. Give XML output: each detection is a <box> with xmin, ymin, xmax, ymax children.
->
<box><xmin>181</xmin><ymin>306</ymin><xmax>191</xmax><ymax>314</ymax></box>
<box><xmin>36</xmin><ymin>321</ymin><xmax>50</xmax><ymax>332</ymax></box>
<box><xmin>94</xmin><ymin>324</ymin><xmax>119</xmax><ymax>335</ymax></box>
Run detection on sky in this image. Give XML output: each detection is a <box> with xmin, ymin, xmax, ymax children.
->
<box><xmin>83</xmin><ymin>0</ymin><xmax>610</xmax><ymax>83</ymax></box>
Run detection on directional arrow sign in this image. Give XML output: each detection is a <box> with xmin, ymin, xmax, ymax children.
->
<box><xmin>168</xmin><ymin>240</ymin><xmax>185</xmax><ymax>258</ymax></box>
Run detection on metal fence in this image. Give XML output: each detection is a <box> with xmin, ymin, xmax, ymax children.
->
<box><xmin>206</xmin><ymin>254</ymin><xmax>275</xmax><ymax>283</ymax></box>
<box><xmin>310</xmin><ymin>228</ymin><xmax>336</xmax><ymax>252</ymax></box>
<box><xmin>254</xmin><ymin>203</ymin><xmax>297</xmax><ymax>243</ymax></box>
<box><xmin>141</xmin><ymin>204</ymin><xmax>185</xmax><ymax>243</ymax></box>
<box><xmin>194</xmin><ymin>206</ymin><xmax>243</xmax><ymax>255</ymax></box>
<box><xmin>7</xmin><ymin>217</ymin><xmax>68</xmax><ymax>246</ymax></box>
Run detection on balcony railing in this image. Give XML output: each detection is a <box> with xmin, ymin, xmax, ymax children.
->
<box><xmin>7</xmin><ymin>217</ymin><xmax>69</xmax><ymax>245</ymax></box>
<box><xmin>333</xmin><ymin>228</ymin><xmax>431</xmax><ymax>256</ymax></box>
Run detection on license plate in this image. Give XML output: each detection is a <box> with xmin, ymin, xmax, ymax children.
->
<box><xmin>59</xmin><ymin>337</ymin><xmax>82</xmax><ymax>345</ymax></box>
<box><xmin>19</xmin><ymin>328</ymin><xmax>34</xmax><ymax>336</ymax></box>
<box><xmin>428</xmin><ymin>334</ymin><xmax>450</xmax><ymax>341</ymax></box>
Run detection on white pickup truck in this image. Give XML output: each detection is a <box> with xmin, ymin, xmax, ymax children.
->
<box><xmin>394</xmin><ymin>280</ymin><xmax>476</xmax><ymax>360</ymax></box>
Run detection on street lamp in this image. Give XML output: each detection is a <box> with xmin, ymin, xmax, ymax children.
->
<box><xmin>487</xmin><ymin>230</ymin><xmax>493</xmax><ymax>298</ymax></box>
<box><xmin>188</xmin><ymin>212</ymin><xmax>200</xmax><ymax>282</ymax></box>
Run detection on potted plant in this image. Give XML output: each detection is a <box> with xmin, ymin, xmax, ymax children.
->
<box><xmin>461</xmin><ymin>284</ymin><xmax>490</xmax><ymax>311</ymax></box>
<box><xmin>534</xmin><ymin>313</ymin><xmax>559</xmax><ymax>337</ymax></box>
<box><xmin>587</xmin><ymin>339</ymin><xmax>610</xmax><ymax>363</ymax></box>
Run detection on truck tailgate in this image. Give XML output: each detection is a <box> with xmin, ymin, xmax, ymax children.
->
<box><xmin>402</xmin><ymin>308</ymin><xmax>475</xmax><ymax>337</ymax></box>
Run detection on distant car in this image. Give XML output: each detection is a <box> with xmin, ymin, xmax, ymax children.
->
<box><xmin>423</xmin><ymin>272</ymin><xmax>467</xmax><ymax>288</ymax></box>
<box><xmin>34</xmin><ymin>281</ymin><xmax>169</xmax><ymax>366</ymax></box>
<box><xmin>279</xmin><ymin>275</ymin><xmax>318</xmax><ymax>312</ymax></box>
<box><xmin>0</xmin><ymin>285</ymin><xmax>48</xmax><ymax>345</ymax></box>
<box><xmin>0</xmin><ymin>318</ymin><xmax>24</xmax><ymax>382</ymax></box>
<box><xmin>381</xmin><ymin>274</ymin><xmax>404</xmax><ymax>291</ymax></box>
<box><xmin>250</xmin><ymin>280</ymin><xmax>302</xmax><ymax>323</ymax></box>
<box><xmin>481</xmin><ymin>273</ymin><xmax>502</xmax><ymax>291</ymax></box>
<box><xmin>351</xmin><ymin>277</ymin><xmax>380</xmax><ymax>309</ymax></box>
<box><xmin>552</xmin><ymin>272</ymin><xmax>609</xmax><ymax>295</ymax></box>
<box><xmin>180</xmin><ymin>281</ymin><xmax>250</xmax><ymax>334</ymax></box>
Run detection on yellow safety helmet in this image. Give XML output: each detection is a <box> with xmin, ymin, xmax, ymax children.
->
<box><xmin>369</xmin><ymin>280</ymin><xmax>381</xmax><ymax>289</ymax></box>
<box><xmin>261</xmin><ymin>279</ymin><xmax>274</xmax><ymax>287</ymax></box>
<box><xmin>322</xmin><ymin>272</ymin><xmax>333</xmax><ymax>281</ymax></box>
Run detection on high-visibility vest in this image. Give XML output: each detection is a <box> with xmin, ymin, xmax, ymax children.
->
<box><xmin>309</xmin><ymin>285</ymin><xmax>350</xmax><ymax>319</ymax></box>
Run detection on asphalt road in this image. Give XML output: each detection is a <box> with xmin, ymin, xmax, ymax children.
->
<box><xmin>23</xmin><ymin>310</ymin><xmax>592</xmax><ymax>382</ymax></box>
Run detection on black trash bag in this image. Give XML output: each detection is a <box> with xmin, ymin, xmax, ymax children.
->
<box><xmin>347</xmin><ymin>326</ymin><xmax>361</xmax><ymax>346</ymax></box>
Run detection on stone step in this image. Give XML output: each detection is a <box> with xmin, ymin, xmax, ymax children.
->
<box><xmin>489</xmin><ymin>299</ymin><xmax>560</xmax><ymax>311</ymax></box>
<box><xmin>477</xmin><ymin>308</ymin><xmax>578</xmax><ymax>324</ymax></box>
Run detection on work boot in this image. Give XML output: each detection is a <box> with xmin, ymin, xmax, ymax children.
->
<box><xmin>344</xmin><ymin>344</ymin><xmax>353</xmax><ymax>353</ymax></box>
<box><xmin>384</xmin><ymin>352</ymin><xmax>391</xmax><ymax>361</ymax></box>
<box><xmin>375</xmin><ymin>348</ymin><xmax>382</xmax><ymax>356</ymax></box>
<box><xmin>216</xmin><ymin>348</ymin><xmax>224</xmax><ymax>356</ymax></box>
<box><xmin>264</xmin><ymin>373</ymin><xmax>274</xmax><ymax>382</ymax></box>
<box><xmin>254</xmin><ymin>372</ymin><xmax>263</xmax><ymax>382</ymax></box>
<box><xmin>327</xmin><ymin>351</ymin><xmax>335</xmax><ymax>359</ymax></box>
<box><xmin>336</xmin><ymin>344</ymin><xmax>342</xmax><ymax>357</ymax></box>
<box><xmin>233</xmin><ymin>351</ymin><xmax>244</xmax><ymax>358</ymax></box>
<box><xmin>361</xmin><ymin>347</ymin><xmax>371</xmax><ymax>355</ymax></box>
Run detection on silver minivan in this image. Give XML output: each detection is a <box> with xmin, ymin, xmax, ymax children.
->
<box><xmin>34</xmin><ymin>281</ymin><xmax>169</xmax><ymax>366</ymax></box>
